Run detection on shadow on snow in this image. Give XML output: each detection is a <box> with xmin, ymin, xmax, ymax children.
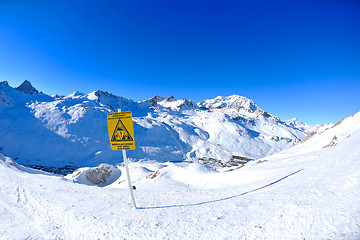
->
<box><xmin>139</xmin><ymin>169</ymin><xmax>304</xmax><ymax>210</ymax></box>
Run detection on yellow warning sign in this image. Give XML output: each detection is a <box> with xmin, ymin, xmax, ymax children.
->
<box><xmin>107</xmin><ymin>111</ymin><xmax>135</xmax><ymax>150</ymax></box>
<box><xmin>111</xmin><ymin>119</ymin><xmax>134</xmax><ymax>142</ymax></box>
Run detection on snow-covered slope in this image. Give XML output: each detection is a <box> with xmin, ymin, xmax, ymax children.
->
<box><xmin>0</xmin><ymin>111</ymin><xmax>359</xmax><ymax>239</ymax></box>
<box><xmin>1</xmin><ymin>81</ymin><xmax>311</xmax><ymax>168</ymax></box>
<box><xmin>275</xmin><ymin>112</ymin><xmax>360</xmax><ymax>156</ymax></box>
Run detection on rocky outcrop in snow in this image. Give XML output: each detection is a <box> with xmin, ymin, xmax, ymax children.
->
<box><xmin>65</xmin><ymin>164</ymin><xmax>121</xmax><ymax>186</ymax></box>
<box><xmin>0</xmin><ymin>91</ymin><xmax>13</xmax><ymax>106</ymax></box>
<box><xmin>15</xmin><ymin>80</ymin><xmax>39</xmax><ymax>95</ymax></box>
<box><xmin>0</xmin><ymin>81</ymin><xmax>9</xmax><ymax>87</ymax></box>
<box><xmin>146</xmin><ymin>95</ymin><xmax>196</xmax><ymax>110</ymax></box>
<box><xmin>0</xmin><ymin>153</ymin><xmax>20</xmax><ymax>169</ymax></box>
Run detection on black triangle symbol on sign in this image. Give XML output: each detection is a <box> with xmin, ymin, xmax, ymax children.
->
<box><xmin>111</xmin><ymin>119</ymin><xmax>134</xmax><ymax>142</ymax></box>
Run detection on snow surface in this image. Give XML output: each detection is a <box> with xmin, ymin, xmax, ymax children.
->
<box><xmin>0</xmin><ymin>81</ymin><xmax>311</xmax><ymax>168</ymax></box>
<box><xmin>0</xmin><ymin>111</ymin><xmax>359</xmax><ymax>239</ymax></box>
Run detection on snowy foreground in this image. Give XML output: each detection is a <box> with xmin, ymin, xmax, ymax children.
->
<box><xmin>1</xmin><ymin>113</ymin><xmax>360</xmax><ymax>239</ymax></box>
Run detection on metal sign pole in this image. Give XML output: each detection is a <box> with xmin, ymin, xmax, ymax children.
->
<box><xmin>122</xmin><ymin>150</ymin><xmax>137</xmax><ymax>209</ymax></box>
<box><xmin>107</xmin><ymin>111</ymin><xmax>137</xmax><ymax>209</ymax></box>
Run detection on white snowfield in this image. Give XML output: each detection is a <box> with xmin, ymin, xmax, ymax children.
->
<box><xmin>0</xmin><ymin>81</ymin><xmax>311</xmax><ymax>168</ymax></box>
<box><xmin>1</xmin><ymin>111</ymin><xmax>359</xmax><ymax>239</ymax></box>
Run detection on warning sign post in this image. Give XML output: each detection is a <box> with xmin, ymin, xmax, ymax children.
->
<box><xmin>107</xmin><ymin>111</ymin><xmax>137</xmax><ymax>209</ymax></box>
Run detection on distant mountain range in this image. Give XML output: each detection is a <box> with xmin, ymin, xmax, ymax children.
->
<box><xmin>0</xmin><ymin>80</ymin><xmax>315</xmax><ymax>168</ymax></box>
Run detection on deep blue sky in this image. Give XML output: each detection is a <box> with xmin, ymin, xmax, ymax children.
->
<box><xmin>0</xmin><ymin>0</ymin><xmax>359</xmax><ymax>125</ymax></box>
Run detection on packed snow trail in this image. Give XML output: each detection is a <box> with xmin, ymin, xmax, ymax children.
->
<box><xmin>1</xmin><ymin>165</ymin><xmax>308</xmax><ymax>239</ymax></box>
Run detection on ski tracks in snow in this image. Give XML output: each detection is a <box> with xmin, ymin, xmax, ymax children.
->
<box><xmin>0</xmin><ymin>168</ymin><xmax>99</xmax><ymax>239</ymax></box>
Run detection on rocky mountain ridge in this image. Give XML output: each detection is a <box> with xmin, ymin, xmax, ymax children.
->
<box><xmin>0</xmin><ymin>80</ymin><xmax>313</xmax><ymax>168</ymax></box>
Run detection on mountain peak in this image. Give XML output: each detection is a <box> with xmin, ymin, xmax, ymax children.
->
<box><xmin>15</xmin><ymin>80</ymin><xmax>39</xmax><ymax>95</ymax></box>
<box><xmin>163</xmin><ymin>95</ymin><xmax>176</xmax><ymax>102</ymax></box>
<box><xmin>0</xmin><ymin>81</ymin><xmax>9</xmax><ymax>87</ymax></box>
<box><xmin>198</xmin><ymin>94</ymin><xmax>259</xmax><ymax>113</ymax></box>
<box><xmin>147</xmin><ymin>95</ymin><xmax>176</xmax><ymax>106</ymax></box>
<box><xmin>87</xmin><ymin>90</ymin><xmax>121</xmax><ymax>102</ymax></box>
<box><xmin>284</xmin><ymin>118</ymin><xmax>314</xmax><ymax>132</ymax></box>
<box><xmin>65</xmin><ymin>91</ymin><xmax>85</xmax><ymax>99</ymax></box>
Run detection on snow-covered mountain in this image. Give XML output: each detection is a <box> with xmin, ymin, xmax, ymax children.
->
<box><xmin>0</xmin><ymin>80</ymin><xmax>312</xmax><ymax>168</ymax></box>
<box><xmin>284</xmin><ymin>117</ymin><xmax>318</xmax><ymax>132</ymax></box>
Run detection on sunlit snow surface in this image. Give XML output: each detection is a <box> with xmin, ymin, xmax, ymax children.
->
<box><xmin>1</xmin><ymin>112</ymin><xmax>359</xmax><ymax>239</ymax></box>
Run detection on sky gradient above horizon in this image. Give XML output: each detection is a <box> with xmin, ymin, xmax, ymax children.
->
<box><xmin>1</xmin><ymin>0</ymin><xmax>359</xmax><ymax>125</ymax></box>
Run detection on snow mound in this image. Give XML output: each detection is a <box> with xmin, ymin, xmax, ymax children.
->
<box><xmin>163</xmin><ymin>162</ymin><xmax>218</xmax><ymax>187</ymax></box>
<box><xmin>123</xmin><ymin>161</ymin><xmax>219</xmax><ymax>188</ymax></box>
<box><xmin>65</xmin><ymin>164</ymin><xmax>121</xmax><ymax>186</ymax></box>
